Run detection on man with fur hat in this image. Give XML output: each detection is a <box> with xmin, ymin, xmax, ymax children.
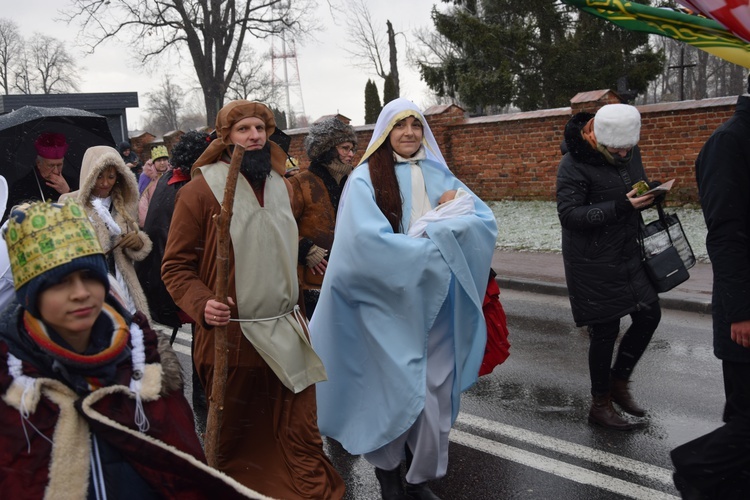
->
<box><xmin>289</xmin><ymin>116</ymin><xmax>357</xmax><ymax>318</ymax></box>
<box><xmin>0</xmin><ymin>199</ymin><xmax>268</xmax><ymax>499</ymax></box>
<box><xmin>4</xmin><ymin>132</ymin><xmax>75</xmax><ymax>221</ymax></box>
<box><xmin>557</xmin><ymin>103</ymin><xmax>662</xmax><ymax>431</ymax></box>
<box><xmin>162</xmin><ymin>100</ymin><xmax>345</xmax><ymax>499</ymax></box>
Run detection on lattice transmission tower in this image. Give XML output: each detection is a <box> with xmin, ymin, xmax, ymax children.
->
<box><xmin>270</xmin><ymin>5</ymin><xmax>306</xmax><ymax>128</ymax></box>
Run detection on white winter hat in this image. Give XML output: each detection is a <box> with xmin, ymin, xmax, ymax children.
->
<box><xmin>593</xmin><ymin>104</ymin><xmax>641</xmax><ymax>149</ymax></box>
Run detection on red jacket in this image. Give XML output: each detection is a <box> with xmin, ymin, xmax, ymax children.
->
<box><xmin>0</xmin><ymin>307</ymin><xmax>268</xmax><ymax>499</ymax></box>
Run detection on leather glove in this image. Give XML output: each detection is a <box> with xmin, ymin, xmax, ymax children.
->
<box><xmin>648</xmin><ymin>181</ymin><xmax>667</xmax><ymax>205</ymax></box>
<box><xmin>119</xmin><ymin>232</ymin><xmax>144</xmax><ymax>251</ymax></box>
<box><xmin>306</xmin><ymin>244</ymin><xmax>327</xmax><ymax>268</ymax></box>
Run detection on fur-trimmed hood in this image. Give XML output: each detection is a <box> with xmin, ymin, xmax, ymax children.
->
<box><xmin>563</xmin><ymin>112</ymin><xmax>609</xmax><ymax>167</ymax></box>
<box><xmin>60</xmin><ymin>146</ymin><xmax>153</xmax><ymax>319</ymax></box>
<box><xmin>68</xmin><ymin>145</ymin><xmax>140</xmax><ymax>210</ymax></box>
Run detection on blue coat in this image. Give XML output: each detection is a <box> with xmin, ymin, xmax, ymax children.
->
<box><xmin>309</xmin><ymin>158</ymin><xmax>497</xmax><ymax>455</ymax></box>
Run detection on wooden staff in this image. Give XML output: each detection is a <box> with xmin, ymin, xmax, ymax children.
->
<box><xmin>204</xmin><ymin>143</ymin><xmax>245</xmax><ymax>467</ymax></box>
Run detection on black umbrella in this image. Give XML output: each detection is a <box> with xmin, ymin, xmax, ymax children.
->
<box><xmin>269</xmin><ymin>128</ymin><xmax>292</xmax><ymax>153</ymax></box>
<box><xmin>0</xmin><ymin>106</ymin><xmax>116</xmax><ymax>189</ymax></box>
<box><xmin>269</xmin><ymin>128</ymin><xmax>298</xmax><ymax>169</ymax></box>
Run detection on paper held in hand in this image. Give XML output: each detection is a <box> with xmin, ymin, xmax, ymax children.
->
<box><xmin>640</xmin><ymin>179</ymin><xmax>675</xmax><ymax>196</ymax></box>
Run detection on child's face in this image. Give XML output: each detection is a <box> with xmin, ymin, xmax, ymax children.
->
<box><xmin>38</xmin><ymin>270</ymin><xmax>106</xmax><ymax>352</ymax></box>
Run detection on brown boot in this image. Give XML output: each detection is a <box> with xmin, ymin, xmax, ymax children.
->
<box><xmin>588</xmin><ymin>394</ymin><xmax>639</xmax><ymax>430</ymax></box>
<box><xmin>611</xmin><ymin>378</ymin><xmax>646</xmax><ymax>417</ymax></box>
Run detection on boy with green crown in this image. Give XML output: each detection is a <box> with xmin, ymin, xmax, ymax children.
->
<box><xmin>0</xmin><ymin>199</ymin><xmax>267</xmax><ymax>499</ymax></box>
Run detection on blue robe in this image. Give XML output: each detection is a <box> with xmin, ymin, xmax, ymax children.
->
<box><xmin>309</xmin><ymin>157</ymin><xmax>497</xmax><ymax>455</ymax></box>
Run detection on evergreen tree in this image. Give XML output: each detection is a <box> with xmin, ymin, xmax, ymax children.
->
<box><xmin>383</xmin><ymin>73</ymin><xmax>398</xmax><ymax>105</ymax></box>
<box><xmin>418</xmin><ymin>0</ymin><xmax>663</xmax><ymax>112</ymax></box>
<box><xmin>364</xmin><ymin>79</ymin><xmax>382</xmax><ymax>124</ymax></box>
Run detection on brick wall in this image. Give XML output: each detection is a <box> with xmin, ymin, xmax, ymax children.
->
<box><xmin>284</xmin><ymin>90</ymin><xmax>738</xmax><ymax>204</ymax></box>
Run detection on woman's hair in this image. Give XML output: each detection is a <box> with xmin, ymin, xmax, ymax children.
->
<box><xmin>368</xmin><ymin>140</ymin><xmax>403</xmax><ymax>233</ymax></box>
<box><xmin>89</xmin><ymin>163</ymin><xmax>137</xmax><ymax>231</ymax></box>
<box><xmin>171</xmin><ymin>130</ymin><xmax>211</xmax><ymax>174</ymax></box>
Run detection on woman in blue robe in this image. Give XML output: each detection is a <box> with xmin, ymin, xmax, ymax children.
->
<box><xmin>309</xmin><ymin>98</ymin><xmax>497</xmax><ymax>500</ymax></box>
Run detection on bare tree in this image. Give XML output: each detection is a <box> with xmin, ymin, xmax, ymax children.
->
<box><xmin>13</xmin><ymin>48</ymin><xmax>34</xmax><ymax>95</ymax></box>
<box><xmin>66</xmin><ymin>0</ymin><xmax>315</xmax><ymax>126</ymax></box>
<box><xmin>225</xmin><ymin>48</ymin><xmax>278</xmax><ymax>104</ymax></box>
<box><xmin>344</xmin><ymin>0</ymin><xmax>400</xmax><ymax>94</ymax></box>
<box><xmin>0</xmin><ymin>18</ymin><xmax>21</xmax><ymax>95</ymax></box>
<box><xmin>411</xmin><ymin>25</ymin><xmax>462</xmax><ymax>105</ymax></box>
<box><xmin>639</xmin><ymin>37</ymin><xmax>745</xmax><ymax>105</ymax></box>
<box><xmin>146</xmin><ymin>75</ymin><xmax>185</xmax><ymax>132</ymax></box>
<box><xmin>27</xmin><ymin>35</ymin><xmax>80</xmax><ymax>94</ymax></box>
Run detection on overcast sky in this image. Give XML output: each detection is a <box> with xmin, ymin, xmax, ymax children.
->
<box><xmin>10</xmin><ymin>0</ymin><xmax>443</xmax><ymax>131</ymax></box>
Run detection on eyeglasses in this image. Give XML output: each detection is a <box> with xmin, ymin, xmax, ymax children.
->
<box><xmin>337</xmin><ymin>145</ymin><xmax>356</xmax><ymax>154</ymax></box>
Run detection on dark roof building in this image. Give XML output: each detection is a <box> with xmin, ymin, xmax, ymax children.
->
<box><xmin>0</xmin><ymin>92</ymin><xmax>139</xmax><ymax>144</ymax></box>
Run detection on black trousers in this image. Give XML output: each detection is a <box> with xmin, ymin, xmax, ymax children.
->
<box><xmin>587</xmin><ymin>302</ymin><xmax>661</xmax><ymax>395</ymax></box>
<box><xmin>671</xmin><ymin>360</ymin><xmax>750</xmax><ymax>498</ymax></box>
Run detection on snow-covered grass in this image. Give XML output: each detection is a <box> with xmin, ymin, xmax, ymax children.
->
<box><xmin>488</xmin><ymin>200</ymin><xmax>709</xmax><ymax>263</ymax></box>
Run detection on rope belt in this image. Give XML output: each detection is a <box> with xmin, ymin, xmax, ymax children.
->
<box><xmin>229</xmin><ymin>304</ymin><xmax>307</xmax><ymax>326</ymax></box>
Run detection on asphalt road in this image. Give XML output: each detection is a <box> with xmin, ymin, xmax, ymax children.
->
<box><xmin>168</xmin><ymin>287</ymin><xmax>723</xmax><ymax>499</ymax></box>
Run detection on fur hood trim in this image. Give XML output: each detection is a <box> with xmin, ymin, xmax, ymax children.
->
<box><xmin>1</xmin><ymin>356</ymin><xmax>162</xmax><ymax>499</ymax></box>
<box><xmin>77</xmin><ymin>146</ymin><xmax>140</xmax><ymax>208</ymax></box>
<box><xmin>563</xmin><ymin>112</ymin><xmax>608</xmax><ymax>167</ymax></box>
<box><xmin>156</xmin><ymin>329</ymin><xmax>184</xmax><ymax>394</ymax></box>
<box><xmin>80</xmin><ymin>389</ymin><xmax>274</xmax><ymax>499</ymax></box>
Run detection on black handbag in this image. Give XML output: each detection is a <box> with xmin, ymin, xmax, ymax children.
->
<box><xmin>639</xmin><ymin>202</ymin><xmax>692</xmax><ymax>292</ymax></box>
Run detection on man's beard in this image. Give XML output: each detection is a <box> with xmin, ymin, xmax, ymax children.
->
<box><xmin>238</xmin><ymin>143</ymin><xmax>272</xmax><ymax>189</ymax></box>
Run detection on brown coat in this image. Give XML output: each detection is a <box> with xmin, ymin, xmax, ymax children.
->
<box><xmin>161</xmin><ymin>164</ymin><xmax>344</xmax><ymax>500</ymax></box>
<box><xmin>288</xmin><ymin>165</ymin><xmax>345</xmax><ymax>290</ymax></box>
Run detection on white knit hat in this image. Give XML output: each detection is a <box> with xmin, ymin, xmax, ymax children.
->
<box><xmin>594</xmin><ymin>104</ymin><xmax>641</xmax><ymax>149</ymax></box>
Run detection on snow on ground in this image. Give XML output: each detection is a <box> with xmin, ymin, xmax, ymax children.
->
<box><xmin>488</xmin><ymin>200</ymin><xmax>709</xmax><ymax>263</ymax></box>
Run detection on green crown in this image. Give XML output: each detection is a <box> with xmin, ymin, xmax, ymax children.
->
<box><xmin>6</xmin><ymin>200</ymin><xmax>104</xmax><ymax>289</ymax></box>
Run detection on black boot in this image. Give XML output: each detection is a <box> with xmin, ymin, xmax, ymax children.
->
<box><xmin>588</xmin><ymin>393</ymin><xmax>640</xmax><ymax>431</ymax></box>
<box><xmin>375</xmin><ymin>467</ymin><xmax>405</xmax><ymax>500</ymax></box>
<box><xmin>673</xmin><ymin>472</ymin><xmax>706</xmax><ymax>500</ymax></box>
<box><xmin>611</xmin><ymin>377</ymin><xmax>646</xmax><ymax>417</ymax></box>
<box><xmin>403</xmin><ymin>444</ymin><xmax>442</xmax><ymax>499</ymax></box>
<box><xmin>405</xmin><ymin>481</ymin><xmax>442</xmax><ymax>500</ymax></box>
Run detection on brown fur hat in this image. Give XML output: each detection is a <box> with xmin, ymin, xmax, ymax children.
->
<box><xmin>304</xmin><ymin>117</ymin><xmax>357</xmax><ymax>161</ymax></box>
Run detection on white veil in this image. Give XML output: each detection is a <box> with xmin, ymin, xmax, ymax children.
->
<box><xmin>359</xmin><ymin>98</ymin><xmax>448</xmax><ymax>169</ymax></box>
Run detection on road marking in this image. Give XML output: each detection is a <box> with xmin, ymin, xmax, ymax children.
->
<box><xmin>165</xmin><ymin>326</ymin><xmax>675</xmax><ymax>497</ymax></box>
<box><xmin>451</xmin><ymin>430</ymin><xmax>678</xmax><ymax>500</ymax></box>
<box><xmin>456</xmin><ymin>413</ymin><xmax>672</xmax><ymax>485</ymax></box>
<box><xmin>171</xmin><ymin>341</ymin><xmax>191</xmax><ymax>356</ymax></box>
<box><xmin>455</xmin><ymin>413</ymin><xmax>673</xmax><ymax>485</ymax></box>
<box><xmin>160</xmin><ymin>330</ymin><xmax>191</xmax><ymax>356</ymax></box>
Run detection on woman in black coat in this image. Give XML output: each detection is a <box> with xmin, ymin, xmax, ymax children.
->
<box><xmin>557</xmin><ymin>104</ymin><xmax>661</xmax><ymax>430</ymax></box>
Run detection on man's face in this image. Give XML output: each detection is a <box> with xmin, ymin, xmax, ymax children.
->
<box><xmin>36</xmin><ymin>157</ymin><xmax>64</xmax><ymax>180</ymax></box>
<box><xmin>122</xmin><ymin>148</ymin><xmax>131</xmax><ymax>156</ymax></box>
<box><xmin>229</xmin><ymin>117</ymin><xmax>267</xmax><ymax>151</ymax></box>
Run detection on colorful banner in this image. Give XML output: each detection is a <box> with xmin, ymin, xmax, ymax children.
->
<box><xmin>678</xmin><ymin>1</ymin><xmax>750</xmax><ymax>43</ymax></box>
<box><xmin>562</xmin><ymin>0</ymin><xmax>750</xmax><ymax>68</ymax></box>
